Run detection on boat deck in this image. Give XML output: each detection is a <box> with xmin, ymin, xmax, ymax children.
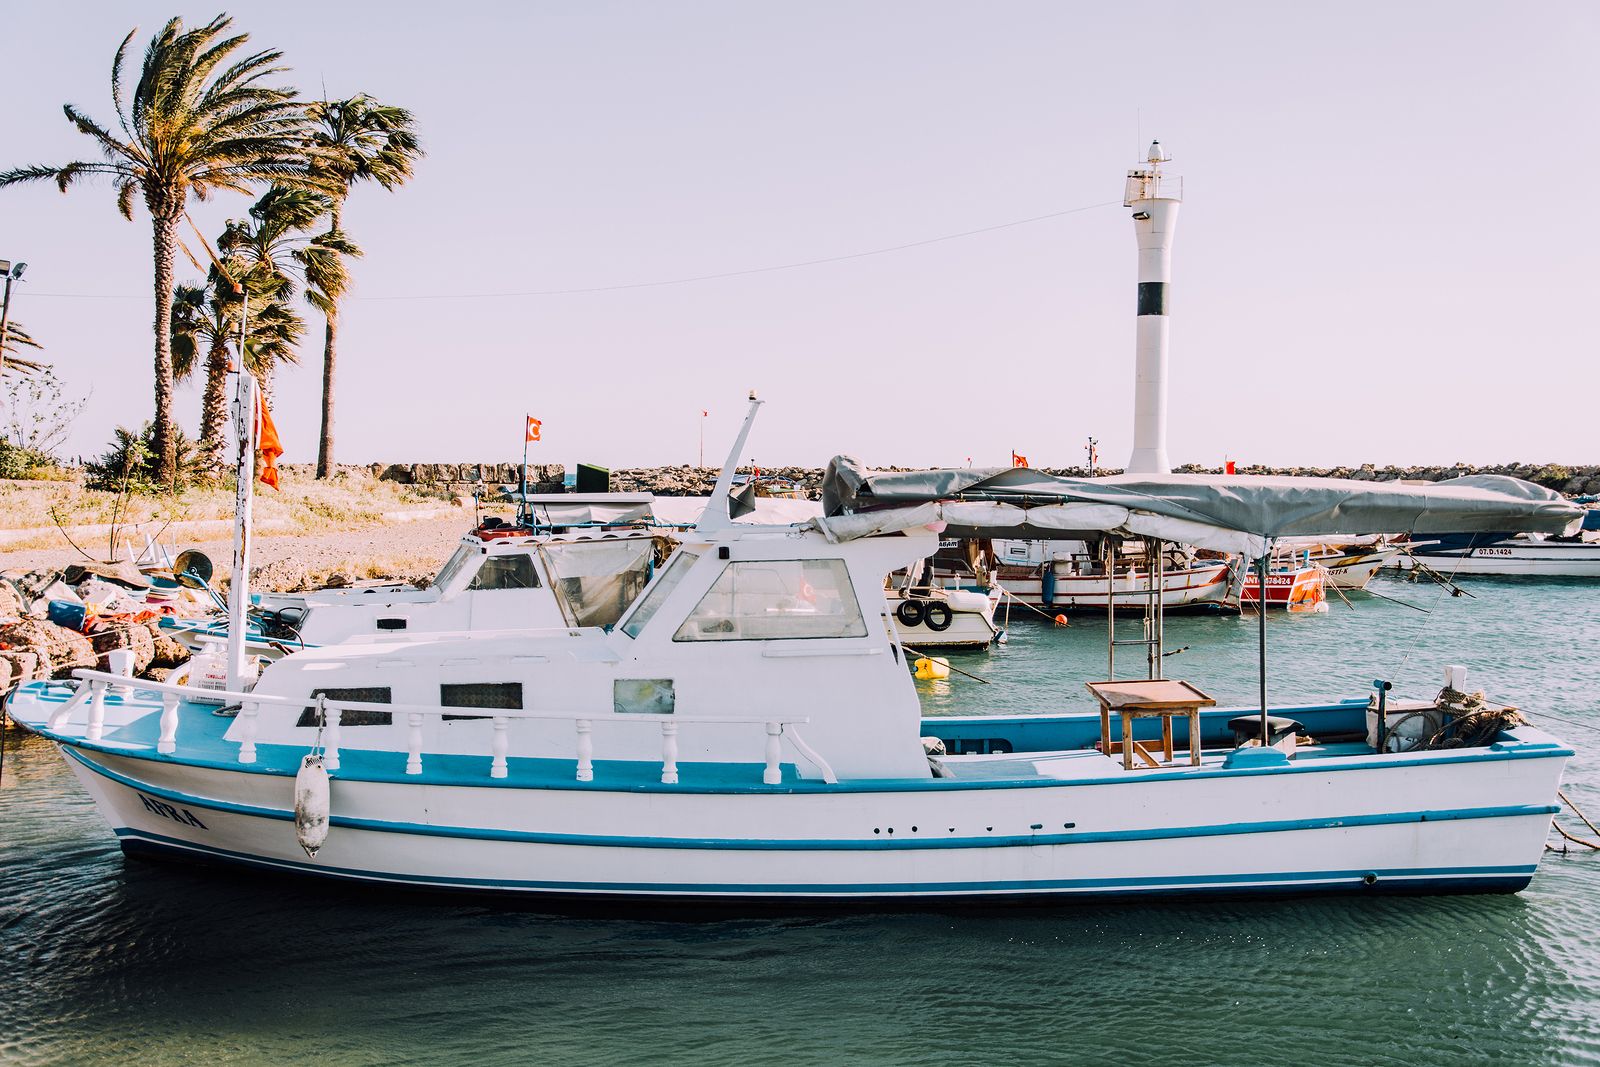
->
<box><xmin>8</xmin><ymin>680</ymin><xmax>1569</xmax><ymax>796</ymax></box>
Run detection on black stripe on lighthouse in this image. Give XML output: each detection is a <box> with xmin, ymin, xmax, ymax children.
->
<box><xmin>1137</xmin><ymin>282</ymin><xmax>1167</xmax><ymax>316</ymax></box>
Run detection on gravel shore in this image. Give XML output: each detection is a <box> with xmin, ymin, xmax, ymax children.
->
<box><xmin>2</xmin><ymin>515</ymin><xmax>472</xmax><ymax>585</ymax></box>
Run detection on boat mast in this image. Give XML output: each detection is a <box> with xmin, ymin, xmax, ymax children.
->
<box><xmin>226</xmin><ymin>355</ymin><xmax>257</xmax><ymax>691</ymax></box>
<box><xmin>696</xmin><ymin>391</ymin><xmax>762</xmax><ymax>533</ymax></box>
<box><xmin>1124</xmin><ymin>141</ymin><xmax>1181</xmax><ymax>476</ymax></box>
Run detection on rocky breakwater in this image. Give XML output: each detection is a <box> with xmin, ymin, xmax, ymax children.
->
<box><xmin>335</xmin><ymin>460</ymin><xmax>1600</xmax><ymax>497</ymax></box>
<box><xmin>0</xmin><ymin>577</ymin><xmax>190</xmax><ymax>694</ymax></box>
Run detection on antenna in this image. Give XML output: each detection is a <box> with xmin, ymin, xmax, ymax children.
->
<box><xmin>696</xmin><ymin>390</ymin><xmax>763</xmax><ymax>532</ymax></box>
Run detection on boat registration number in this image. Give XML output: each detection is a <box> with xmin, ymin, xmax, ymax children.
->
<box><xmin>1476</xmin><ymin>547</ymin><xmax>1514</xmax><ymax>556</ymax></box>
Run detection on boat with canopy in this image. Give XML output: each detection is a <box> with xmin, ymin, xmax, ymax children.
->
<box><xmin>3</xmin><ymin>389</ymin><xmax>1584</xmax><ymax>902</ymax></box>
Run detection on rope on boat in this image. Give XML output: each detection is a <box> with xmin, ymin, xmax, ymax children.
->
<box><xmin>900</xmin><ymin>645</ymin><xmax>991</xmax><ymax>684</ymax></box>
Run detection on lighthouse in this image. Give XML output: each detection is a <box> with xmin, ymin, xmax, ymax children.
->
<box><xmin>1124</xmin><ymin>141</ymin><xmax>1181</xmax><ymax>475</ymax></box>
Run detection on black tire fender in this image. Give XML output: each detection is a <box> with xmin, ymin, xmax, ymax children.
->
<box><xmin>895</xmin><ymin>599</ymin><xmax>926</xmax><ymax>627</ymax></box>
<box><xmin>923</xmin><ymin>602</ymin><xmax>954</xmax><ymax>632</ymax></box>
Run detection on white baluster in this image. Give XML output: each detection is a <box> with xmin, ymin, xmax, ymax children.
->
<box><xmin>85</xmin><ymin>681</ymin><xmax>107</xmax><ymax>741</ymax></box>
<box><xmin>237</xmin><ymin>701</ymin><xmax>258</xmax><ymax>764</ymax></box>
<box><xmin>406</xmin><ymin>712</ymin><xmax>424</xmax><ymax>775</ymax></box>
<box><xmin>576</xmin><ymin>719</ymin><xmax>594</xmax><ymax>782</ymax></box>
<box><xmin>491</xmin><ymin>716</ymin><xmax>509</xmax><ymax>779</ymax></box>
<box><xmin>324</xmin><ymin>705</ymin><xmax>342</xmax><ymax>772</ymax></box>
<box><xmin>660</xmin><ymin>721</ymin><xmax>679</xmax><ymax>785</ymax></box>
<box><xmin>48</xmin><ymin>687</ymin><xmax>88</xmax><ymax>730</ymax></box>
<box><xmin>157</xmin><ymin>693</ymin><xmax>180</xmax><ymax>754</ymax></box>
<box><xmin>764</xmin><ymin>722</ymin><xmax>783</xmax><ymax>785</ymax></box>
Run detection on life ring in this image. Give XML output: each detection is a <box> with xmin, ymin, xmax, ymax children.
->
<box><xmin>896</xmin><ymin>599</ymin><xmax>926</xmax><ymax>627</ymax></box>
<box><xmin>923</xmin><ymin>602</ymin><xmax>954</xmax><ymax>632</ymax></box>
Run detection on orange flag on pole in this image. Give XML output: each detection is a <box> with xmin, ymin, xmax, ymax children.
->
<box><xmin>526</xmin><ymin>416</ymin><xmax>542</xmax><ymax>443</ymax></box>
<box><xmin>256</xmin><ymin>390</ymin><xmax>284</xmax><ymax>490</ymax></box>
<box><xmin>1011</xmin><ymin>451</ymin><xmax>1029</xmax><ymax>468</ymax></box>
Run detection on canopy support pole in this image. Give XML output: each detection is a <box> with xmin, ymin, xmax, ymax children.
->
<box><xmin>1256</xmin><ymin>551</ymin><xmax>1269</xmax><ymax>741</ymax></box>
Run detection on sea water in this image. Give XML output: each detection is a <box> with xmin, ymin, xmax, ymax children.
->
<box><xmin>2</xmin><ymin>573</ymin><xmax>1598</xmax><ymax>1066</ymax></box>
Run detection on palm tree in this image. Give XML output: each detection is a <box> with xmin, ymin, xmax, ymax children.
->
<box><xmin>0</xmin><ymin>15</ymin><xmax>321</xmax><ymax>486</ymax></box>
<box><xmin>305</xmin><ymin>95</ymin><xmax>423</xmax><ymax>477</ymax></box>
<box><xmin>1</xmin><ymin>323</ymin><xmax>48</xmax><ymax>377</ymax></box>
<box><xmin>217</xmin><ymin>185</ymin><xmax>355</xmax><ymax>404</ymax></box>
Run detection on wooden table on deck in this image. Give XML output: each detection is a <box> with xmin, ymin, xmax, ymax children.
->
<box><xmin>1085</xmin><ymin>679</ymin><xmax>1217</xmax><ymax>770</ymax></box>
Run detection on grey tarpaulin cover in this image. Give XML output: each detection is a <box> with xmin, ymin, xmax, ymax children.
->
<box><xmin>815</xmin><ymin>457</ymin><xmax>1583</xmax><ymax>556</ymax></box>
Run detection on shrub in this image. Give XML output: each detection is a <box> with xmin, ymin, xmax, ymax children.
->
<box><xmin>84</xmin><ymin>422</ymin><xmax>202</xmax><ymax>493</ymax></box>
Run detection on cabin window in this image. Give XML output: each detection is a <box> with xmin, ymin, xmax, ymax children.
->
<box><xmin>673</xmin><ymin>559</ymin><xmax>867</xmax><ymax>642</ymax></box>
<box><xmin>296</xmin><ymin>686</ymin><xmax>393</xmax><ymax>727</ymax></box>
<box><xmin>432</xmin><ymin>546</ymin><xmax>480</xmax><ymax>591</ymax></box>
<box><xmin>620</xmin><ymin>551</ymin><xmax>700</xmax><ymax>638</ymax></box>
<box><xmin>540</xmin><ymin>537</ymin><xmax>661</xmax><ymax>628</ymax></box>
<box><xmin>441</xmin><ymin>681</ymin><xmax>523</xmax><ymax>720</ymax></box>
<box><xmin>468</xmin><ymin>554</ymin><xmax>539</xmax><ymax>590</ymax></box>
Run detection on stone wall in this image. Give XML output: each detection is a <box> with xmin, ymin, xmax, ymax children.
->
<box><xmin>325</xmin><ymin>461</ymin><xmax>1600</xmax><ymax>498</ymax></box>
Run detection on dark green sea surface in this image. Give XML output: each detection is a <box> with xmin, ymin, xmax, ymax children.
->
<box><xmin>2</xmin><ymin>574</ymin><xmax>1597</xmax><ymax>1066</ymax></box>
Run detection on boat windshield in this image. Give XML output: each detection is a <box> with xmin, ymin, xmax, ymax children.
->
<box><xmin>540</xmin><ymin>538</ymin><xmax>658</xmax><ymax>628</ymax></box>
<box><xmin>432</xmin><ymin>545</ymin><xmax>480</xmax><ymax>592</ymax></box>
<box><xmin>620</xmin><ymin>551</ymin><xmax>700</xmax><ymax>638</ymax></box>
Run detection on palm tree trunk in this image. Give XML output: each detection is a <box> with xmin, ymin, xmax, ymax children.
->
<box><xmin>316</xmin><ymin>309</ymin><xmax>337</xmax><ymax>477</ymax></box>
<box><xmin>316</xmin><ymin>198</ymin><xmax>344</xmax><ymax>479</ymax></box>
<box><xmin>150</xmin><ymin>213</ymin><xmax>180</xmax><ymax>486</ymax></box>
<box><xmin>199</xmin><ymin>335</ymin><xmax>230</xmax><ymax>471</ymax></box>
<box><xmin>258</xmin><ymin>368</ymin><xmax>275</xmax><ymax>415</ymax></box>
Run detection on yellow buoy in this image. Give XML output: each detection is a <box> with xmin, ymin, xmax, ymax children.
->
<box><xmin>913</xmin><ymin>656</ymin><xmax>951</xmax><ymax>680</ymax></box>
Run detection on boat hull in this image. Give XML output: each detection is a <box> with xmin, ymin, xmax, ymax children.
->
<box><xmin>1240</xmin><ymin>566</ymin><xmax>1324</xmax><ymax>610</ymax></box>
<box><xmin>57</xmin><ymin>737</ymin><xmax>1563</xmax><ymax>902</ymax></box>
<box><xmin>995</xmin><ymin>562</ymin><xmax>1231</xmax><ymax>613</ymax></box>
<box><xmin>1396</xmin><ymin>543</ymin><xmax>1600</xmax><ymax>577</ymax></box>
<box><xmin>1315</xmin><ymin>549</ymin><xmax>1397</xmax><ymax>589</ymax></box>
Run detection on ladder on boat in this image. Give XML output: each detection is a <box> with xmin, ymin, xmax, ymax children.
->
<box><xmin>1104</xmin><ymin>538</ymin><xmax>1165</xmax><ymax>682</ymax></box>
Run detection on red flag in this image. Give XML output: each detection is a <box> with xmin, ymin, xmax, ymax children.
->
<box><xmin>1011</xmin><ymin>451</ymin><xmax>1029</xmax><ymax>468</ymax></box>
<box><xmin>525</xmin><ymin>416</ymin><xmax>542</xmax><ymax>443</ymax></box>
<box><xmin>255</xmin><ymin>391</ymin><xmax>283</xmax><ymax>491</ymax></box>
<box><xmin>701</xmin><ymin>409</ymin><xmax>708</xmax><ymax>417</ymax></box>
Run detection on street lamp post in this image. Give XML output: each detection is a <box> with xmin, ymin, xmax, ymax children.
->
<box><xmin>0</xmin><ymin>260</ymin><xmax>28</xmax><ymax>381</ymax></box>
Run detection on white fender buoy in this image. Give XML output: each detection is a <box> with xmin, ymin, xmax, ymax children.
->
<box><xmin>294</xmin><ymin>754</ymin><xmax>331</xmax><ymax>858</ymax></box>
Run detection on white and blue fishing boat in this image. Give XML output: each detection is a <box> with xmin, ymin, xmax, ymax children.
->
<box><xmin>1394</xmin><ymin>516</ymin><xmax>1600</xmax><ymax>577</ymax></box>
<box><xmin>3</xmin><ymin>388</ymin><xmax>1585</xmax><ymax>903</ymax></box>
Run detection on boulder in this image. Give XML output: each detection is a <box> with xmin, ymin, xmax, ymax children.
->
<box><xmin>0</xmin><ymin>617</ymin><xmax>95</xmax><ymax>679</ymax></box>
<box><xmin>0</xmin><ymin>651</ymin><xmax>39</xmax><ymax>686</ymax></box>
<box><xmin>142</xmin><ymin>621</ymin><xmax>190</xmax><ymax>670</ymax></box>
<box><xmin>379</xmin><ymin>463</ymin><xmax>412</xmax><ymax>484</ymax></box>
<box><xmin>91</xmin><ymin>622</ymin><xmax>156</xmax><ymax>673</ymax></box>
<box><xmin>0</xmin><ymin>581</ymin><xmax>25</xmax><ymax>620</ymax></box>
<box><xmin>253</xmin><ymin>557</ymin><xmax>311</xmax><ymax>593</ymax></box>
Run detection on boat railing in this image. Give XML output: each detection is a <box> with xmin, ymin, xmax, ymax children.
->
<box><xmin>48</xmin><ymin>669</ymin><xmax>838</xmax><ymax>787</ymax></box>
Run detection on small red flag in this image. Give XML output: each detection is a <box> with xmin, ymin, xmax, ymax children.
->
<box><xmin>526</xmin><ymin>416</ymin><xmax>542</xmax><ymax>443</ymax></box>
<box><xmin>1011</xmin><ymin>451</ymin><xmax>1030</xmax><ymax>468</ymax></box>
<box><xmin>255</xmin><ymin>391</ymin><xmax>283</xmax><ymax>491</ymax></box>
<box><xmin>701</xmin><ymin>409</ymin><xmax>708</xmax><ymax>417</ymax></box>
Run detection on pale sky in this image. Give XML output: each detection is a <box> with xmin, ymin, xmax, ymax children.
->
<box><xmin>3</xmin><ymin>2</ymin><xmax>1597</xmax><ymax>472</ymax></box>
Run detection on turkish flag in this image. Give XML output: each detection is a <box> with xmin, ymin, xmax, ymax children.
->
<box><xmin>526</xmin><ymin>416</ymin><xmax>541</xmax><ymax>443</ymax></box>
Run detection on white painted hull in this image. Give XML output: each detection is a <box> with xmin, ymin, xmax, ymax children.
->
<box><xmin>1313</xmin><ymin>549</ymin><xmax>1398</xmax><ymax>590</ymax></box>
<box><xmin>1396</xmin><ymin>542</ymin><xmax>1600</xmax><ymax>577</ymax></box>
<box><xmin>61</xmin><ymin>739</ymin><xmax>1564</xmax><ymax>901</ymax></box>
<box><xmin>891</xmin><ymin>611</ymin><xmax>998</xmax><ymax>649</ymax></box>
<box><xmin>996</xmin><ymin>563</ymin><xmax>1231</xmax><ymax>612</ymax></box>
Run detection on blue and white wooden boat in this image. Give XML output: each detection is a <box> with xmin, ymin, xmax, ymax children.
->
<box><xmin>2</xmin><ymin>392</ymin><xmax>1585</xmax><ymax>903</ymax></box>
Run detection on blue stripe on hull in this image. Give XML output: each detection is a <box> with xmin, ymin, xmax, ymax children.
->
<box><xmin>68</xmin><ymin>746</ymin><xmax>1560</xmax><ymax>854</ymax></box>
<box><xmin>114</xmin><ymin>828</ymin><xmax>1535</xmax><ymax>900</ymax></box>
